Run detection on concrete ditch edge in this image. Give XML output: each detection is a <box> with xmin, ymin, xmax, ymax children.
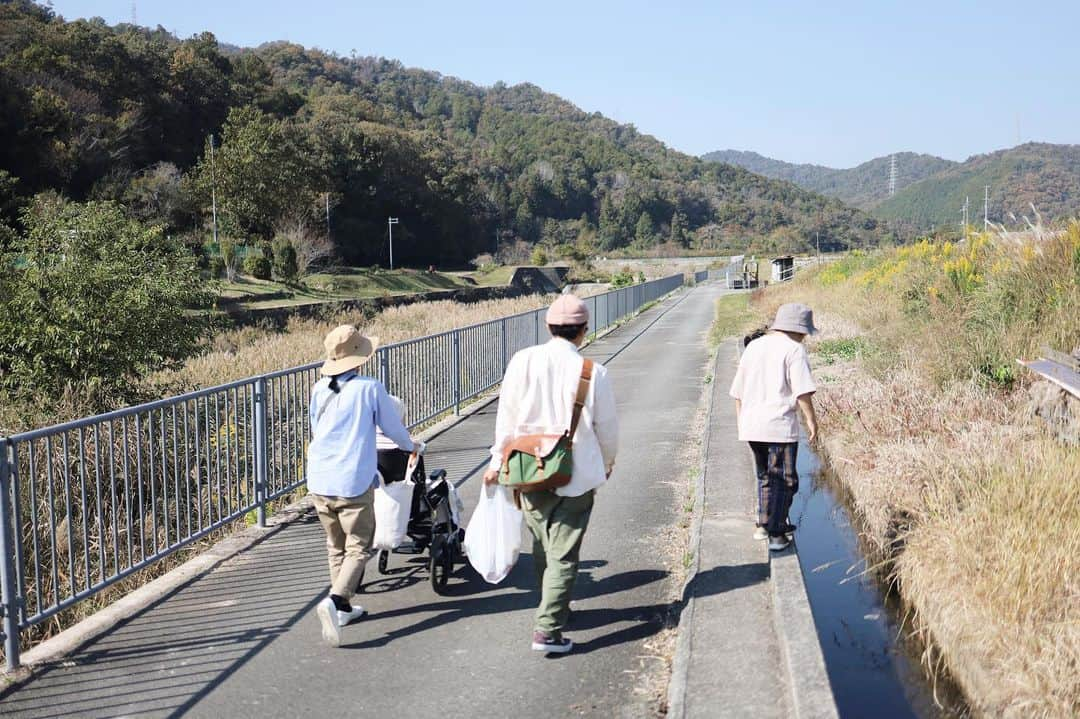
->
<box><xmin>665</xmin><ymin>347</ymin><xmax>717</xmax><ymax>718</ymax></box>
<box><xmin>771</xmin><ymin>549</ymin><xmax>839</xmax><ymax>718</ymax></box>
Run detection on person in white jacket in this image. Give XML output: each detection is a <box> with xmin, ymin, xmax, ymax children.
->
<box><xmin>483</xmin><ymin>294</ymin><xmax>618</xmax><ymax>654</ymax></box>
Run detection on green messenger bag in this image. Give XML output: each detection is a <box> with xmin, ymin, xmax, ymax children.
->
<box><xmin>499</xmin><ymin>358</ymin><xmax>594</xmax><ymax>493</ymax></box>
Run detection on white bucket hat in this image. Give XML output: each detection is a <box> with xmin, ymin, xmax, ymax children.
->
<box><xmin>770</xmin><ymin>303</ymin><xmax>817</xmax><ymax>335</ymax></box>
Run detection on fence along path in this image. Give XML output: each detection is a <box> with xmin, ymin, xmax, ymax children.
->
<box><xmin>0</xmin><ymin>274</ymin><xmax>685</xmax><ymax>670</ymax></box>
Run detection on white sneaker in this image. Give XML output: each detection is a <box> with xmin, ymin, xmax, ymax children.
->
<box><xmin>768</xmin><ymin>535</ymin><xmax>792</xmax><ymax>552</ymax></box>
<box><xmin>753</xmin><ymin>526</ymin><xmax>768</xmax><ymax>541</ymax></box>
<box><xmin>317</xmin><ymin>596</ymin><xmax>342</xmax><ymax>647</ymax></box>
<box><xmin>337</xmin><ymin>604</ymin><xmax>367</xmax><ymax>626</ymax></box>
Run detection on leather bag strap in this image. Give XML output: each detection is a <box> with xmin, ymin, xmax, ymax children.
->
<box><xmin>567</xmin><ymin>358</ymin><xmax>594</xmax><ymax>443</ymax></box>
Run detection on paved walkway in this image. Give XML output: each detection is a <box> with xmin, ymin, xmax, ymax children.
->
<box><xmin>0</xmin><ymin>285</ymin><xmax>731</xmax><ymax>719</ymax></box>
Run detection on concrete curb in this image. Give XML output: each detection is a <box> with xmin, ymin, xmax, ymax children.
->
<box><xmin>1</xmin><ymin>286</ymin><xmax>687</xmax><ymax>683</ymax></box>
<box><xmin>771</xmin><ymin>548</ymin><xmax>839</xmax><ymax>718</ymax></box>
<box><xmin>665</xmin><ymin>346</ymin><xmax>717</xmax><ymax>719</ymax></box>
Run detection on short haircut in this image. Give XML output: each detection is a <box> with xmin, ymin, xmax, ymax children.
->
<box><xmin>548</xmin><ymin>323</ymin><xmax>587</xmax><ymax>341</ymax></box>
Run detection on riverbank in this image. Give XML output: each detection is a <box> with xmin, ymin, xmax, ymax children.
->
<box><xmin>756</xmin><ymin>227</ymin><xmax>1080</xmax><ymax>717</ymax></box>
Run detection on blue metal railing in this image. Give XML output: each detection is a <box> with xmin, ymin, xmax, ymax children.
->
<box><xmin>0</xmin><ymin>273</ymin><xmax>685</xmax><ymax>668</ymax></box>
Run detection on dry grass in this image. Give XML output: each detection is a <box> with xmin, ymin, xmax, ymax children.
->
<box><xmin>151</xmin><ymin>294</ymin><xmax>556</xmax><ymax>392</ymax></box>
<box><xmin>755</xmin><ymin>225</ymin><xmax>1080</xmax><ymax>717</ymax></box>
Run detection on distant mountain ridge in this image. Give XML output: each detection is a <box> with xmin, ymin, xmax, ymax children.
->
<box><xmin>701</xmin><ymin>149</ymin><xmax>956</xmax><ymax>209</ymax></box>
<box><xmin>873</xmin><ymin>143</ymin><xmax>1080</xmax><ymax>228</ymax></box>
<box><xmin>705</xmin><ymin>144</ymin><xmax>1080</xmax><ymax>230</ymax></box>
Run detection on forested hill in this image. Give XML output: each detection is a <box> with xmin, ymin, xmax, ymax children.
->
<box><xmin>0</xmin><ymin>2</ymin><xmax>883</xmax><ymax>265</ymax></box>
<box><xmin>872</xmin><ymin>143</ymin><xmax>1080</xmax><ymax>229</ymax></box>
<box><xmin>702</xmin><ymin>149</ymin><xmax>956</xmax><ymax>210</ymax></box>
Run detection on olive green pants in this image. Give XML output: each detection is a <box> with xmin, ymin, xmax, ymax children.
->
<box><xmin>519</xmin><ymin>489</ymin><xmax>595</xmax><ymax>637</ymax></box>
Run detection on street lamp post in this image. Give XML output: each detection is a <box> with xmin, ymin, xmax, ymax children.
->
<box><xmin>387</xmin><ymin>217</ymin><xmax>399</xmax><ymax>270</ymax></box>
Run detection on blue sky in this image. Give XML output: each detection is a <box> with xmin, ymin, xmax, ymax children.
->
<box><xmin>48</xmin><ymin>1</ymin><xmax>1080</xmax><ymax>167</ymax></box>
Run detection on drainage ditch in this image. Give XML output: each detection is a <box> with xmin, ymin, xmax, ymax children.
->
<box><xmin>789</xmin><ymin>441</ymin><xmax>966</xmax><ymax>718</ymax></box>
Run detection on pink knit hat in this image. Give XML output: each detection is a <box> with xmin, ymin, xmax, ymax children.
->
<box><xmin>546</xmin><ymin>294</ymin><xmax>589</xmax><ymax>325</ymax></box>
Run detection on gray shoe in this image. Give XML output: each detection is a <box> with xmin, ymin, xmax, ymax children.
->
<box><xmin>768</xmin><ymin>535</ymin><xmax>791</xmax><ymax>552</ymax></box>
<box><xmin>531</xmin><ymin>631</ymin><xmax>573</xmax><ymax>654</ymax></box>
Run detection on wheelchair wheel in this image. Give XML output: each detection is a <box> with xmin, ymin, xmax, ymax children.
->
<box><xmin>378</xmin><ymin>550</ymin><xmax>390</xmax><ymax>574</ymax></box>
<box><xmin>430</xmin><ymin>536</ymin><xmax>453</xmax><ymax>594</ymax></box>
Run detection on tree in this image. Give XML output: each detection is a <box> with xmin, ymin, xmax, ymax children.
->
<box><xmin>634</xmin><ymin>212</ymin><xmax>655</xmax><ymax>246</ymax></box>
<box><xmin>273</xmin><ymin>215</ymin><xmax>335</xmax><ymax>277</ymax></box>
<box><xmin>0</xmin><ymin>198</ymin><xmax>213</xmax><ymax>401</ymax></box>
<box><xmin>193</xmin><ymin>106</ymin><xmax>313</xmax><ymax>239</ymax></box>
<box><xmin>670</xmin><ymin>210</ymin><xmax>688</xmax><ymax>248</ymax></box>
<box><xmin>219</xmin><ymin>237</ymin><xmax>240</xmax><ymax>281</ymax></box>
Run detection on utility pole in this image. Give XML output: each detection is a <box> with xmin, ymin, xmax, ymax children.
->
<box><xmin>983</xmin><ymin>185</ymin><xmax>990</xmax><ymax>231</ymax></box>
<box><xmin>387</xmin><ymin>217</ymin><xmax>399</xmax><ymax>270</ymax></box>
<box><xmin>815</xmin><ymin>230</ymin><xmax>820</xmax><ymax>264</ymax></box>
<box><xmin>888</xmin><ymin>154</ymin><xmax>897</xmax><ymax>196</ymax></box>
<box><xmin>324</xmin><ymin>192</ymin><xmax>331</xmax><ymax>236</ymax></box>
<box><xmin>209</xmin><ymin>134</ymin><xmax>218</xmax><ymax>246</ymax></box>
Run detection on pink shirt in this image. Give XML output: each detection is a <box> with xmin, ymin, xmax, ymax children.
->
<box><xmin>729</xmin><ymin>333</ymin><xmax>816</xmax><ymax>443</ymax></box>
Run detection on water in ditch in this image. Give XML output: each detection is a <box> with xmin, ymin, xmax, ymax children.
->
<box><xmin>788</xmin><ymin>441</ymin><xmax>966</xmax><ymax>718</ymax></box>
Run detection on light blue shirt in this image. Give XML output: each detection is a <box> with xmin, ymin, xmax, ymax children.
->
<box><xmin>306</xmin><ymin>371</ymin><xmax>413</xmax><ymax>497</ymax></box>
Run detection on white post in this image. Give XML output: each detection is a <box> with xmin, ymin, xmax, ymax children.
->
<box><xmin>387</xmin><ymin>217</ymin><xmax>399</xmax><ymax>270</ymax></box>
<box><xmin>209</xmin><ymin>134</ymin><xmax>218</xmax><ymax>246</ymax></box>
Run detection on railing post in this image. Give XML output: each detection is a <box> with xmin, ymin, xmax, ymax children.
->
<box><xmin>253</xmin><ymin>378</ymin><xmax>268</xmax><ymax>528</ymax></box>
<box><xmin>534</xmin><ymin>310</ymin><xmax>540</xmax><ymax>345</ymax></box>
<box><xmin>500</xmin><ymin>317</ymin><xmax>509</xmax><ymax>372</ymax></box>
<box><xmin>379</xmin><ymin>349</ymin><xmax>390</xmax><ymax>392</ymax></box>
<box><xmin>0</xmin><ymin>441</ymin><xmax>22</xmax><ymax>670</ymax></box>
<box><xmin>452</xmin><ymin>330</ymin><xmax>462</xmax><ymax>415</ymax></box>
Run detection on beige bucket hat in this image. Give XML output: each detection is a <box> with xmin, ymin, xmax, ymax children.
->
<box><xmin>321</xmin><ymin>325</ymin><xmax>379</xmax><ymax>376</ymax></box>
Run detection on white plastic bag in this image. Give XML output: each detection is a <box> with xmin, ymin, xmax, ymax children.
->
<box><xmin>464</xmin><ymin>483</ymin><xmax>523</xmax><ymax>583</ymax></box>
<box><xmin>373</xmin><ymin>474</ymin><xmax>414</xmax><ymax>550</ymax></box>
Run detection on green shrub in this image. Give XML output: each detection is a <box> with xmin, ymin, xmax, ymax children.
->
<box><xmin>611</xmin><ymin>266</ymin><xmax>635</xmax><ymax>288</ymax></box>
<box><xmin>272</xmin><ymin>238</ymin><xmax>298</xmax><ymax>283</ymax></box>
<box><xmin>208</xmin><ymin>255</ymin><xmax>225</xmax><ymax>278</ymax></box>
<box><xmin>0</xmin><ymin>198</ymin><xmax>213</xmax><ymax>401</ymax></box>
<box><xmin>531</xmin><ymin>247</ymin><xmax>548</xmax><ymax>266</ymax></box>
<box><xmin>243</xmin><ymin>253</ymin><xmax>272</xmax><ymax>280</ymax></box>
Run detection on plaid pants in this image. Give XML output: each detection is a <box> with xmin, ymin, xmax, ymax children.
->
<box><xmin>748</xmin><ymin>442</ymin><xmax>799</xmax><ymax>537</ymax></box>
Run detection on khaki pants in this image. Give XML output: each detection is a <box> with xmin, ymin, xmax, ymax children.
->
<box><xmin>311</xmin><ymin>489</ymin><xmax>376</xmax><ymax>599</ymax></box>
<box><xmin>520</xmin><ymin>489</ymin><xmax>595</xmax><ymax>637</ymax></box>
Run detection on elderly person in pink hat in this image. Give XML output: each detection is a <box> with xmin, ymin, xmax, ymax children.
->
<box><xmin>307</xmin><ymin>325</ymin><xmax>424</xmax><ymax>646</ymax></box>
<box><xmin>729</xmin><ymin>303</ymin><xmax>819</xmax><ymax>552</ymax></box>
<box><xmin>483</xmin><ymin>294</ymin><xmax>619</xmax><ymax>654</ymax></box>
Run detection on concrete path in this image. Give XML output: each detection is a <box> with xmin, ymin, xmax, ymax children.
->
<box><xmin>0</xmin><ymin>285</ymin><xmax>728</xmax><ymax>719</ymax></box>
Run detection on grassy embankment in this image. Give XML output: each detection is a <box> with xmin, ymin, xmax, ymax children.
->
<box><xmin>757</xmin><ymin>227</ymin><xmax>1080</xmax><ymax>717</ymax></box>
<box><xmin>215</xmin><ymin>267</ymin><xmax>485</xmax><ymax>311</ymax></box>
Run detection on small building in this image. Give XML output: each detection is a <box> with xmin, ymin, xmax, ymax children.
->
<box><xmin>724</xmin><ymin>254</ymin><xmax>759</xmax><ymax>289</ymax></box>
<box><xmin>770</xmin><ymin>256</ymin><xmax>795</xmax><ymax>283</ymax></box>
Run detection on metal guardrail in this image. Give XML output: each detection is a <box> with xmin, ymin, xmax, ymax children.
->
<box><xmin>692</xmin><ymin>270</ymin><xmax>708</xmax><ymax>283</ymax></box>
<box><xmin>0</xmin><ymin>274</ymin><xmax>685</xmax><ymax>669</ymax></box>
